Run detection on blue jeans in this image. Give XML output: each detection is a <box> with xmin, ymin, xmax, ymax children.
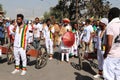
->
<box><xmin>33</xmin><ymin>38</ymin><xmax>40</xmax><ymax>49</ymax></box>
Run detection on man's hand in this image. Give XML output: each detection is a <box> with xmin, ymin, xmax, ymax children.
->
<box><xmin>43</xmin><ymin>38</ymin><xmax>45</xmax><ymax>42</ymax></box>
<box><xmin>37</xmin><ymin>37</ymin><xmax>40</xmax><ymax>41</ymax></box>
<box><xmin>103</xmin><ymin>53</ymin><xmax>108</xmax><ymax>59</ymax></box>
<box><xmin>88</xmin><ymin>41</ymin><xmax>91</xmax><ymax>45</ymax></box>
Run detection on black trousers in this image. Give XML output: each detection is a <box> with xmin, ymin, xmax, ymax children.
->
<box><xmin>0</xmin><ymin>38</ymin><xmax>4</xmax><ymax>45</ymax></box>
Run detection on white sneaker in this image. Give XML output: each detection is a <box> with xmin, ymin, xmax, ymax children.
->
<box><xmin>93</xmin><ymin>74</ymin><xmax>103</xmax><ymax>78</ymax></box>
<box><xmin>20</xmin><ymin>70</ymin><xmax>27</xmax><ymax>75</ymax></box>
<box><xmin>11</xmin><ymin>69</ymin><xmax>19</xmax><ymax>74</ymax></box>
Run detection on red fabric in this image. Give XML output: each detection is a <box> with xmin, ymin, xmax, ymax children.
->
<box><xmin>7</xmin><ymin>27</ymin><xmax>10</xmax><ymax>38</ymax></box>
<box><xmin>9</xmin><ymin>35</ymin><xmax>14</xmax><ymax>43</ymax></box>
<box><xmin>63</xmin><ymin>20</ymin><xmax>70</xmax><ymax>23</ymax></box>
<box><xmin>62</xmin><ymin>31</ymin><xmax>75</xmax><ymax>47</ymax></box>
<box><xmin>63</xmin><ymin>18</ymin><xmax>70</xmax><ymax>23</ymax></box>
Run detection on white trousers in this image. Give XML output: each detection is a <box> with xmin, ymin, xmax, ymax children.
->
<box><xmin>61</xmin><ymin>53</ymin><xmax>69</xmax><ymax>62</ymax></box>
<box><xmin>103</xmin><ymin>57</ymin><xmax>120</xmax><ymax>80</ymax></box>
<box><xmin>97</xmin><ymin>49</ymin><xmax>104</xmax><ymax>70</ymax></box>
<box><xmin>14</xmin><ymin>47</ymin><xmax>27</xmax><ymax>67</ymax></box>
<box><xmin>71</xmin><ymin>45</ymin><xmax>78</xmax><ymax>56</ymax></box>
<box><xmin>45</xmin><ymin>39</ymin><xmax>53</xmax><ymax>54</ymax></box>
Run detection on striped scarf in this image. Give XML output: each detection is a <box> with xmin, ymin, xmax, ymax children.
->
<box><xmin>50</xmin><ymin>31</ymin><xmax>53</xmax><ymax>39</ymax></box>
<box><xmin>21</xmin><ymin>24</ymin><xmax>28</xmax><ymax>49</ymax></box>
<box><xmin>49</xmin><ymin>26</ymin><xmax>52</xmax><ymax>39</ymax></box>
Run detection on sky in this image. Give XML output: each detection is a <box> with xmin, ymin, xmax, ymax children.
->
<box><xmin>0</xmin><ymin>0</ymin><xmax>58</xmax><ymax>19</ymax></box>
<box><xmin>0</xmin><ymin>0</ymin><xmax>120</xmax><ymax>19</ymax></box>
<box><xmin>108</xmin><ymin>0</ymin><xmax>120</xmax><ymax>7</ymax></box>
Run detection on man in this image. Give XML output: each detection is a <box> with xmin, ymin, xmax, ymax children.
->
<box><xmin>43</xmin><ymin>19</ymin><xmax>54</xmax><ymax>60</ymax></box>
<box><xmin>94</xmin><ymin>18</ymin><xmax>108</xmax><ymax>78</ymax></box>
<box><xmin>51</xmin><ymin>21</ymin><xmax>60</xmax><ymax>47</ymax></box>
<box><xmin>11</xmin><ymin>14</ymin><xmax>30</xmax><ymax>75</ymax></box>
<box><xmin>82</xmin><ymin>19</ymin><xmax>94</xmax><ymax>55</ymax></box>
<box><xmin>103</xmin><ymin>7</ymin><xmax>120</xmax><ymax>80</ymax></box>
<box><xmin>0</xmin><ymin>20</ymin><xmax>5</xmax><ymax>45</ymax></box>
<box><xmin>33</xmin><ymin>17</ymin><xmax>43</xmax><ymax>49</ymax></box>
<box><xmin>59</xmin><ymin>18</ymin><xmax>72</xmax><ymax>62</ymax></box>
<box><xmin>71</xmin><ymin>23</ymin><xmax>80</xmax><ymax>58</ymax></box>
<box><xmin>28</xmin><ymin>20</ymin><xmax>33</xmax><ymax>44</ymax></box>
<box><xmin>9</xmin><ymin>20</ymin><xmax>16</xmax><ymax>43</ymax></box>
<box><xmin>3</xmin><ymin>18</ymin><xmax>10</xmax><ymax>44</ymax></box>
<box><xmin>0</xmin><ymin>20</ymin><xmax>4</xmax><ymax>58</ymax></box>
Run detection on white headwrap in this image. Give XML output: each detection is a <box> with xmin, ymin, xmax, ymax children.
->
<box><xmin>100</xmin><ymin>18</ymin><xmax>108</xmax><ymax>25</ymax></box>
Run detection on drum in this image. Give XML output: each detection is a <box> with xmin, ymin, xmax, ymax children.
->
<box><xmin>62</xmin><ymin>31</ymin><xmax>75</xmax><ymax>47</ymax></box>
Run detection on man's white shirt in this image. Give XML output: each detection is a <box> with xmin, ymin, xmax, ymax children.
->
<box><xmin>9</xmin><ymin>24</ymin><xmax>15</xmax><ymax>35</ymax></box>
<box><xmin>14</xmin><ymin>25</ymin><xmax>29</xmax><ymax>48</ymax></box>
<box><xmin>106</xmin><ymin>18</ymin><xmax>120</xmax><ymax>58</ymax></box>
<box><xmin>33</xmin><ymin>23</ymin><xmax>43</xmax><ymax>38</ymax></box>
<box><xmin>82</xmin><ymin>25</ymin><xmax>93</xmax><ymax>43</ymax></box>
<box><xmin>43</xmin><ymin>25</ymin><xmax>55</xmax><ymax>39</ymax></box>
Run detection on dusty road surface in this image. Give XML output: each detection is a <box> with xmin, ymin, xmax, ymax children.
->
<box><xmin>0</xmin><ymin>47</ymin><xmax>103</xmax><ymax>80</ymax></box>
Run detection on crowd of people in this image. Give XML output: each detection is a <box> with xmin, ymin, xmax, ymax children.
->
<box><xmin>0</xmin><ymin>7</ymin><xmax>120</xmax><ymax>80</ymax></box>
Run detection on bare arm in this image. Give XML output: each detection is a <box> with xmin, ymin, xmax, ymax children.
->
<box><xmin>104</xmin><ymin>35</ymin><xmax>113</xmax><ymax>58</ymax></box>
<box><xmin>88</xmin><ymin>32</ymin><xmax>93</xmax><ymax>45</ymax></box>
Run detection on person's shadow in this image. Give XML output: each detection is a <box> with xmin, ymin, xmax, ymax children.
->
<box><xmin>53</xmin><ymin>52</ymin><xmax>61</xmax><ymax>61</ymax></box>
<box><xmin>74</xmin><ymin>72</ymin><xmax>93</xmax><ymax>80</ymax></box>
<box><xmin>0</xmin><ymin>58</ymin><xmax>7</xmax><ymax>63</ymax></box>
<box><xmin>71</xmin><ymin>61</ymin><xmax>96</xmax><ymax>75</ymax></box>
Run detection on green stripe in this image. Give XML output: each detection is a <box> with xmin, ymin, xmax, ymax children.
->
<box><xmin>21</xmin><ymin>25</ymin><xmax>26</xmax><ymax>47</ymax></box>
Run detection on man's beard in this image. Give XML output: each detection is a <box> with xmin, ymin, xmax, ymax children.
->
<box><xmin>63</xmin><ymin>24</ymin><xmax>67</xmax><ymax>27</ymax></box>
<box><xmin>17</xmin><ymin>22</ymin><xmax>22</xmax><ymax>26</ymax></box>
<box><xmin>47</xmin><ymin>24</ymin><xmax>50</xmax><ymax>27</ymax></box>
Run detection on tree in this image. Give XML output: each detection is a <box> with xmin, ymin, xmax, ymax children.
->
<box><xmin>43</xmin><ymin>11</ymin><xmax>50</xmax><ymax>20</ymax></box>
<box><xmin>43</xmin><ymin>0</ymin><xmax>70</xmax><ymax>22</ymax></box>
<box><xmin>43</xmin><ymin>0</ymin><xmax>111</xmax><ymax>22</ymax></box>
<box><xmin>0</xmin><ymin>4</ymin><xmax>6</xmax><ymax>16</ymax></box>
<box><xmin>0</xmin><ymin>4</ymin><xmax>3</xmax><ymax>11</ymax></box>
<box><xmin>84</xmin><ymin>0</ymin><xmax>111</xmax><ymax>19</ymax></box>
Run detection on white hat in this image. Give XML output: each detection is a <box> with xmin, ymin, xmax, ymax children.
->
<box><xmin>100</xmin><ymin>18</ymin><xmax>108</xmax><ymax>25</ymax></box>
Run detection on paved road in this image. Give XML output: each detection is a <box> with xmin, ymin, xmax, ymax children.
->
<box><xmin>0</xmin><ymin>46</ymin><xmax>103</xmax><ymax>80</ymax></box>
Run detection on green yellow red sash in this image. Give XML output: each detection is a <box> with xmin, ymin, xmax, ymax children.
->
<box><xmin>21</xmin><ymin>24</ymin><xmax>28</xmax><ymax>49</ymax></box>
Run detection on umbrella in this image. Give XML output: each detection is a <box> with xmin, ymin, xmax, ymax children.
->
<box><xmin>62</xmin><ymin>31</ymin><xmax>75</xmax><ymax>47</ymax></box>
